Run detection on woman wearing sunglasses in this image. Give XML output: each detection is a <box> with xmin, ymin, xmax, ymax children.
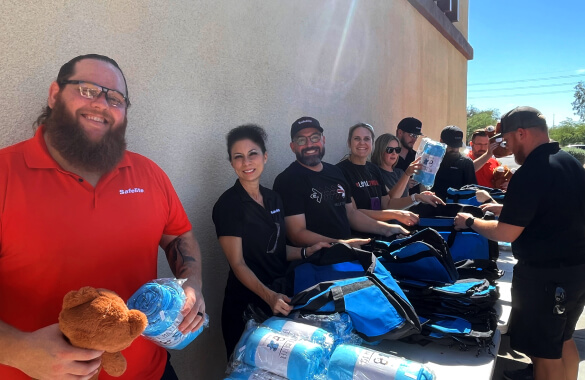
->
<box><xmin>372</xmin><ymin>133</ymin><xmax>444</xmax><ymax>208</ymax></box>
<box><xmin>212</xmin><ymin>124</ymin><xmax>328</xmax><ymax>360</ymax></box>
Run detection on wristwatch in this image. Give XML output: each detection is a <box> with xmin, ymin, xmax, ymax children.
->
<box><xmin>465</xmin><ymin>217</ymin><xmax>475</xmax><ymax>228</ymax></box>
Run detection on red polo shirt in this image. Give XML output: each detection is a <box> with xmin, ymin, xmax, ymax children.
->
<box><xmin>468</xmin><ymin>151</ymin><xmax>500</xmax><ymax>188</ymax></box>
<box><xmin>0</xmin><ymin>126</ymin><xmax>191</xmax><ymax>379</ymax></box>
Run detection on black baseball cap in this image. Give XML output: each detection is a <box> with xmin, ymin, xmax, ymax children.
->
<box><xmin>499</xmin><ymin>106</ymin><xmax>547</xmax><ymax>135</ymax></box>
<box><xmin>397</xmin><ymin>117</ymin><xmax>423</xmax><ymax>135</ymax></box>
<box><xmin>290</xmin><ymin>117</ymin><xmax>324</xmax><ymax>139</ymax></box>
<box><xmin>440</xmin><ymin>125</ymin><xmax>464</xmax><ymax>148</ymax></box>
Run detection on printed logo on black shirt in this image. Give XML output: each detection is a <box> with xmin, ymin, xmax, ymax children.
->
<box><xmin>336</xmin><ymin>184</ymin><xmax>346</xmax><ymax>199</ymax></box>
<box><xmin>310</xmin><ymin>188</ymin><xmax>323</xmax><ymax>203</ymax></box>
<box><xmin>309</xmin><ymin>184</ymin><xmax>346</xmax><ymax>205</ymax></box>
<box><xmin>354</xmin><ymin>179</ymin><xmax>380</xmax><ymax>188</ymax></box>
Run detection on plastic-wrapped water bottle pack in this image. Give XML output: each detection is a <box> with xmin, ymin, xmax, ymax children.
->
<box><xmin>127</xmin><ymin>278</ymin><xmax>208</xmax><ymax>350</ymax></box>
<box><xmin>225</xmin><ymin>313</ymin><xmax>435</xmax><ymax>380</ymax></box>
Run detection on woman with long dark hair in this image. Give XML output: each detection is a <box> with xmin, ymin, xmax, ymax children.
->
<box><xmin>212</xmin><ymin>124</ymin><xmax>328</xmax><ymax>359</ymax></box>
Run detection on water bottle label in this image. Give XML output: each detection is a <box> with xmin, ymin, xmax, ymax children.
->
<box><xmin>280</xmin><ymin>321</ymin><xmax>319</xmax><ymax>341</ymax></box>
<box><xmin>150</xmin><ymin>312</ymin><xmax>186</xmax><ymax>347</ymax></box>
<box><xmin>421</xmin><ymin>154</ymin><xmax>441</xmax><ymax>175</ymax></box>
<box><xmin>353</xmin><ymin>349</ymin><xmax>399</xmax><ymax>378</ymax></box>
<box><xmin>255</xmin><ymin>332</ymin><xmax>296</xmax><ymax>377</ymax></box>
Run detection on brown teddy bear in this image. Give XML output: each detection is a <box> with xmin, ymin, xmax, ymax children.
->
<box><xmin>492</xmin><ymin>165</ymin><xmax>514</xmax><ymax>190</ymax></box>
<box><xmin>58</xmin><ymin>286</ymin><xmax>148</xmax><ymax>379</ymax></box>
<box><xmin>485</xmin><ymin>123</ymin><xmax>513</xmax><ymax>158</ymax></box>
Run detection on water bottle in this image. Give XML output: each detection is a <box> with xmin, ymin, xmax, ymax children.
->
<box><xmin>412</xmin><ymin>138</ymin><xmax>447</xmax><ymax>188</ymax></box>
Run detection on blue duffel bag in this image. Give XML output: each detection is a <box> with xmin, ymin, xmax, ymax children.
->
<box><xmin>445</xmin><ymin>184</ymin><xmax>505</xmax><ymax>206</ymax></box>
<box><xmin>372</xmin><ymin>228</ymin><xmax>459</xmax><ymax>284</ymax></box>
<box><xmin>289</xmin><ymin>244</ymin><xmax>421</xmax><ymax>342</ymax></box>
<box><xmin>404</xmin><ymin>203</ymin><xmax>499</xmax><ymax>261</ymax></box>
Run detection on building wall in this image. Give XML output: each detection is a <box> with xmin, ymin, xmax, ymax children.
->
<box><xmin>0</xmin><ymin>1</ymin><xmax>469</xmax><ymax>378</ymax></box>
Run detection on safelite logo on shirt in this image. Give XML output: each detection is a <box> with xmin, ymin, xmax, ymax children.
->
<box><xmin>119</xmin><ymin>187</ymin><xmax>145</xmax><ymax>195</ymax></box>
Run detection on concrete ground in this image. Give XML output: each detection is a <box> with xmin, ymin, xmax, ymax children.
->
<box><xmin>493</xmin><ymin>310</ymin><xmax>585</xmax><ymax>379</ymax></box>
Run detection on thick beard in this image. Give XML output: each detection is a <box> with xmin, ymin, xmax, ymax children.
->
<box><xmin>44</xmin><ymin>99</ymin><xmax>127</xmax><ymax>173</ymax></box>
<box><xmin>514</xmin><ymin>150</ymin><xmax>525</xmax><ymax>165</ymax></box>
<box><xmin>400</xmin><ymin>136</ymin><xmax>413</xmax><ymax>150</ymax></box>
<box><xmin>296</xmin><ymin>146</ymin><xmax>325</xmax><ymax>167</ymax></box>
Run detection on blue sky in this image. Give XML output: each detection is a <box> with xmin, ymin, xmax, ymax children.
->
<box><xmin>467</xmin><ymin>0</ymin><xmax>585</xmax><ymax>125</ymax></box>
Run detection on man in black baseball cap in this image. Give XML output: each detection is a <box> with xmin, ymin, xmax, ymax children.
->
<box><xmin>454</xmin><ymin>106</ymin><xmax>585</xmax><ymax>380</ymax></box>
<box><xmin>395</xmin><ymin>117</ymin><xmax>423</xmax><ymax>170</ymax></box>
<box><xmin>395</xmin><ymin>117</ymin><xmax>424</xmax><ymax>194</ymax></box>
<box><xmin>430</xmin><ymin>125</ymin><xmax>476</xmax><ymax>200</ymax></box>
<box><xmin>497</xmin><ymin>106</ymin><xmax>548</xmax><ymax>165</ymax></box>
<box><xmin>290</xmin><ymin>116</ymin><xmax>323</xmax><ymax>140</ymax></box>
<box><xmin>440</xmin><ymin>125</ymin><xmax>465</xmax><ymax>148</ymax></box>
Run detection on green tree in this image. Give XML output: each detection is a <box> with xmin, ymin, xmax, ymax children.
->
<box><xmin>572</xmin><ymin>81</ymin><xmax>585</xmax><ymax>122</ymax></box>
<box><xmin>549</xmin><ymin>119</ymin><xmax>585</xmax><ymax>146</ymax></box>
<box><xmin>466</xmin><ymin>106</ymin><xmax>499</xmax><ymax>143</ymax></box>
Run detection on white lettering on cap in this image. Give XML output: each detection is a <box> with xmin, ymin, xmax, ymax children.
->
<box><xmin>298</xmin><ymin>119</ymin><xmax>312</xmax><ymax>124</ymax></box>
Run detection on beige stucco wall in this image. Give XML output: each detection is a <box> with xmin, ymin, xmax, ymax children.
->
<box><xmin>0</xmin><ymin>1</ymin><xmax>469</xmax><ymax>378</ymax></box>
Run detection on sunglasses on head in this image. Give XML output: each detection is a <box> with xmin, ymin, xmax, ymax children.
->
<box><xmin>385</xmin><ymin>147</ymin><xmax>402</xmax><ymax>154</ymax></box>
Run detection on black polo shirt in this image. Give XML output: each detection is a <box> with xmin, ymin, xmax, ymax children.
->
<box><xmin>431</xmin><ymin>151</ymin><xmax>477</xmax><ymax>201</ymax></box>
<box><xmin>273</xmin><ymin>161</ymin><xmax>352</xmax><ymax>240</ymax></box>
<box><xmin>212</xmin><ymin>180</ymin><xmax>287</xmax><ymax>293</ymax></box>
<box><xmin>336</xmin><ymin>160</ymin><xmax>388</xmax><ymax>210</ymax></box>
<box><xmin>499</xmin><ymin>142</ymin><xmax>585</xmax><ymax>264</ymax></box>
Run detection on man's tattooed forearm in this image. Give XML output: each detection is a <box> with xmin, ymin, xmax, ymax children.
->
<box><xmin>165</xmin><ymin>237</ymin><xmax>196</xmax><ymax>277</ymax></box>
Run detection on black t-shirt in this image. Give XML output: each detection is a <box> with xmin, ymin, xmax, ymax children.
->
<box><xmin>396</xmin><ymin>149</ymin><xmax>419</xmax><ymax>194</ymax></box>
<box><xmin>498</xmin><ymin>142</ymin><xmax>585</xmax><ymax>263</ymax></box>
<box><xmin>431</xmin><ymin>151</ymin><xmax>477</xmax><ymax>201</ymax></box>
<box><xmin>273</xmin><ymin>161</ymin><xmax>352</xmax><ymax>240</ymax></box>
<box><xmin>212</xmin><ymin>180</ymin><xmax>288</xmax><ymax>294</ymax></box>
<box><xmin>336</xmin><ymin>160</ymin><xmax>388</xmax><ymax>210</ymax></box>
<box><xmin>396</xmin><ymin>149</ymin><xmax>416</xmax><ymax>171</ymax></box>
<box><xmin>380</xmin><ymin>167</ymin><xmax>409</xmax><ymax>198</ymax></box>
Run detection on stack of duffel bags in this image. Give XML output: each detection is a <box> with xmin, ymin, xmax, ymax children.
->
<box><xmin>368</xmin><ymin>201</ymin><xmax>503</xmax><ymax>353</ymax></box>
<box><xmin>224</xmin><ymin>244</ymin><xmax>436</xmax><ymax>379</ymax></box>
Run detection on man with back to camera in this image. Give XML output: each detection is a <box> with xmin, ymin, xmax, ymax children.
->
<box><xmin>273</xmin><ymin>117</ymin><xmax>409</xmax><ymax>248</ymax></box>
<box><xmin>0</xmin><ymin>54</ymin><xmax>205</xmax><ymax>380</ymax></box>
<box><xmin>431</xmin><ymin>125</ymin><xmax>477</xmax><ymax>201</ymax></box>
<box><xmin>454</xmin><ymin>106</ymin><xmax>585</xmax><ymax>380</ymax></box>
<box><xmin>395</xmin><ymin>117</ymin><xmax>424</xmax><ymax>194</ymax></box>
<box><xmin>467</xmin><ymin>127</ymin><xmax>503</xmax><ymax>188</ymax></box>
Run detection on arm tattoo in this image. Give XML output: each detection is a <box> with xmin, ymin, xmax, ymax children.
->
<box><xmin>164</xmin><ymin>237</ymin><xmax>196</xmax><ymax>277</ymax></box>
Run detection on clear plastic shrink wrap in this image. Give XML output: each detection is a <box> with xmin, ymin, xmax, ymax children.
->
<box><xmin>412</xmin><ymin>138</ymin><xmax>446</xmax><ymax>188</ymax></box>
<box><xmin>328</xmin><ymin>344</ymin><xmax>435</xmax><ymax>380</ymax></box>
<box><xmin>127</xmin><ymin>278</ymin><xmax>208</xmax><ymax>350</ymax></box>
<box><xmin>230</xmin><ymin>324</ymin><xmax>328</xmax><ymax>380</ymax></box>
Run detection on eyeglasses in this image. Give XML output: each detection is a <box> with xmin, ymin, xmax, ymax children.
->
<box><xmin>553</xmin><ymin>286</ymin><xmax>566</xmax><ymax>315</ymax></box>
<box><xmin>59</xmin><ymin>80</ymin><xmax>129</xmax><ymax>108</ymax></box>
<box><xmin>385</xmin><ymin>147</ymin><xmax>402</xmax><ymax>154</ymax></box>
<box><xmin>293</xmin><ymin>133</ymin><xmax>322</xmax><ymax>146</ymax></box>
<box><xmin>407</xmin><ymin>133</ymin><xmax>420</xmax><ymax>139</ymax></box>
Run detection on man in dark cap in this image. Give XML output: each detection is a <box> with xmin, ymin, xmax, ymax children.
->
<box><xmin>395</xmin><ymin>117</ymin><xmax>423</xmax><ymax>171</ymax></box>
<box><xmin>273</xmin><ymin>116</ymin><xmax>409</xmax><ymax>248</ymax></box>
<box><xmin>454</xmin><ymin>106</ymin><xmax>585</xmax><ymax>380</ymax></box>
<box><xmin>395</xmin><ymin>117</ymin><xmax>424</xmax><ymax>194</ymax></box>
<box><xmin>430</xmin><ymin>125</ymin><xmax>477</xmax><ymax>201</ymax></box>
